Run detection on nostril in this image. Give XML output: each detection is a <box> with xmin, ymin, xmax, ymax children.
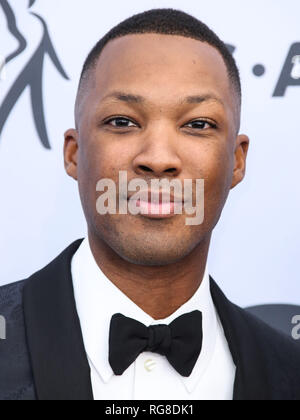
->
<box><xmin>139</xmin><ymin>165</ymin><xmax>153</xmax><ymax>172</ymax></box>
<box><xmin>165</xmin><ymin>168</ymin><xmax>177</xmax><ymax>173</ymax></box>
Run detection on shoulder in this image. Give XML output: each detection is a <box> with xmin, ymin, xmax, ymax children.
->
<box><xmin>241</xmin><ymin>303</ymin><xmax>300</xmax><ymax>363</ymax></box>
<box><xmin>233</xmin><ymin>301</ymin><xmax>300</xmax><ymax>399</ymax></box>
<box><xmin>0</xmin><ymin>240</ymin><xmax>83</xmax><ymax>400</ymax></box>
<box><xmin>210</xmin><ymin>278</ymin><xmax>300</xmax><ymax>400</ymax></box>
<box><xmin>0</xmin><ymin>280</ymin><xmax>36</xmax><ymax>400</ymax></box>
<box><xmin>239</xmin><ymin>301</ymin><xmax>300</xmax><ymax>349</ymax></box>
<box><xmin>0</xmin><ymin>279</ymin><xmax>25</xmax><ymax>324</ymax></box>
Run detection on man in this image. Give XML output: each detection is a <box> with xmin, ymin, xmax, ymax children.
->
<box><xmin>1</xmin><ymin>8</ymin><xmax>300</xmax><ymax>401</ymax></box>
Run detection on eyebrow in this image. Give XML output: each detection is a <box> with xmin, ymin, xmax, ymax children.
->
<box><xmin>101</xmin><ymin>91</ymin><xmax>224</xmax><ymax>107</ymax></box>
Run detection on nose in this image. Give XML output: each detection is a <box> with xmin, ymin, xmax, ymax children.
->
<box><xmin>132</xmin><ymin>126</ymin><xmax>182</xmax><ymax>178</ymax></box>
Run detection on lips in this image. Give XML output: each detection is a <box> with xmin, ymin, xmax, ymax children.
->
<box><xmin>128</xmin><ymin>190</ymin><xmax>184</xmax><ymax>218</ymax></box>
<box><xmin>136</xmin><ymin>198</ymin><xmax>176</xmax><ymax>217</ymax></box>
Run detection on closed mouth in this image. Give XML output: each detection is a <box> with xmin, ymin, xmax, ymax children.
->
<box><xmin>127</xmin><ymin>190</ymin><xmax>184</xmax><ymax>218</ymax></box>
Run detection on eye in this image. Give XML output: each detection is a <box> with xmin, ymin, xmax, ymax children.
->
<box><xmin>104</xmin><ymin>117</ymin><xmax>137</xmax><ymax>128</ymax></box>
<box><xmin>184</xmin><ymin>119</ymin><xmax>217</xmax><ymax>130</ymax></box>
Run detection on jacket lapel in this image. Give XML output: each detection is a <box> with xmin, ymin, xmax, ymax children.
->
<box><xmin>210</xmin><ymin>277</ymin><xmax>290</xmax><ymax>400</ymax></box>
<box><xmin>23</xmin><ymin>239</ymin><xmax>93</xmax><ymax>400</ymax></box>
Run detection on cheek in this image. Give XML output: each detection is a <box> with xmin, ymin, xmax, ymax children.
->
<box><xmin>77</xmin><ymin>135</ymin><xmax>131</xmax><ymax>217</ymax></box>
<box><xmin>78</xmin><ymin>134</ymin><xmax>121</xmax><ymax>181</ymax></box>
<box><xmin>188</xmin><ymin>143</ymin><xmax>233</xmax><ymax>217</ymax></box>
<box><xmin>205</xmin><ymin>148</ymin><xmax>234</xmax><ymax>220</ymax></box>
<box><xmin>189</xmin><ymin>141</ymin><xmax>232</xmax><ymax>182</ymax></box>
<box><xmin>76</xmin><ymin>137</ymin><xmax>107</xmax><ymax>218</ymax></box>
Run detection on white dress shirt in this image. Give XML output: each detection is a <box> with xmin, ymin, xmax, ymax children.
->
<box><xmin>71</xmin><ymin>238</ymin><xmax>236</xmax><ymax>400</ymax></box>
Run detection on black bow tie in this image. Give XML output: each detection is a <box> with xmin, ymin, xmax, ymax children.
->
<box><xmin>109</xmin><ymin>310</ymin><xmax>203</xmax><ymax>377</ymax></box>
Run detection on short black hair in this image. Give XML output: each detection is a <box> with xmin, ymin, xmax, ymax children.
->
<box><xmin>77</xmin><ymin>8</ymin><xmax>241</xmax><ymax>128</ymax></box>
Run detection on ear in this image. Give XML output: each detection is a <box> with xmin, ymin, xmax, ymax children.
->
<box><xmin>231</xmin><ymin>134</ymin><xmax>250</xmax><ymax>189</ymax></box>
<box><xmin>64</xmin><ymin>129</ymin><xmax>79</xmax><ymax>181</ymax></box>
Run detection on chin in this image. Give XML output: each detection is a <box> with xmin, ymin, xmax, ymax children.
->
<box><xmin>93</xmin><ymin>215</ymin><xmax>207</xmax><ymax>266</ymax></box>
<box><xmin>120</xmin><ymin>252</ymin><xmax>184</xmax><ymax>267</ymax></box>
<box><xmin>108</xmin><ymin>236</ymin><xmax>198</xmax><ymax>267</ymax></box>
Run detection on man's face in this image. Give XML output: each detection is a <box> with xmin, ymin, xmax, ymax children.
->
<box><xmin>65</xmin><ymin>33</ymin><xmax>249</xmax><ymax>266</ymax></box>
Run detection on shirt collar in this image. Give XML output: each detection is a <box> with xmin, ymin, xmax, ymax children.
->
<box><xmin>72</xmin><ymin>237</ymin><xmax>218</xmax><ymax>394</ymax></box>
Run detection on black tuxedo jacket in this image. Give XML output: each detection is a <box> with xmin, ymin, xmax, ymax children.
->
<box><xmin>1</xmin><ymin>239</ymin><xmax>300</xmax><ymax>400</ymax></box>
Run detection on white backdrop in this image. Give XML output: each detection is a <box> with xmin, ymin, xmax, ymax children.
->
<box><xmin>0</xmin><ymin>0</ymin><xmax>299</xmax><ymax>307</ymax></box>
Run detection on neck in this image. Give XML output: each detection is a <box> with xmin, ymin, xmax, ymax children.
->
<box><xmin>88</xmin><ymin>231</ymin><xmax>212</xmax><ymax>320</ymax></box>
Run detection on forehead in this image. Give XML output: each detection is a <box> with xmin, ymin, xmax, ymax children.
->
<box><xmin>82</xmin><ymin>33</ymin><xmax>237</xmax><ymax>124</ymax></box>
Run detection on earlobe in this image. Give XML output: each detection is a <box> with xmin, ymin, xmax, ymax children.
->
<box><xmin>230</xmin><ymin>134</ymin><xmax>250</xmax><ymax>189</ymax></box>
<box><xmin>64</xmin><ymin>129</ymin><xmax>79</xmax><ymax>180</ymax></box>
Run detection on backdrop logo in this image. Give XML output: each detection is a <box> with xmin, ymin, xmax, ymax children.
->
<box><xmin>227</xmin><ymin>43</ymin><xmax>300</xmax><ymax>96</ymax></box>
<box><xmin>273</xmin><ymin>43</ymin><xmax>300</xmax><ymax>96</ymax></box>
<box><xmin>291</xmin><ymin>56</ymin><xmax>300</xmax><ymax>79</ymax></box>
<box><xmin>0</xmin><ymin>6</ymin><xmax>299</xmax><ymax>149</ymax></box>
<box><xmin>0</xmin><ymin>0</ymin><xmax>69</xmax><ymax>149</ymax></box>
<box><xmin>0</xmin><ymin>55</ymin><xmax>6</xmax><ymax>81</ymax></box>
